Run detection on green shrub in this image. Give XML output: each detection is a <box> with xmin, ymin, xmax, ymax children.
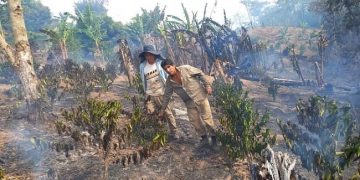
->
<box><xmin>61</xmin><ymin>99</ymin><xmax>122</xmax><ymax>145</ymax></box>
<box><xmin>213</xmin><ymin>82</ymin><xmax>276</xmax><ymax>159</ymax></box>
<box><xmin>279</xmin><ymin>95</ymin><xmax>355</xmax><ymax>179</ymax></box>
<box><xmin>124</xmin><ymin>95</ymin><xmax>168</xmax><ymax>147</ymax></box>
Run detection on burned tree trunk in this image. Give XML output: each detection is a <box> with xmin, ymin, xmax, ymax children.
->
<box><xmin>290</xmin><ymin>45</ymin><xmax>305</xmax><ymax>84</ymax></box>
<box><xmin>314</xmin><ymin>61</ymin><xmax>324</xmax><ymax>87</ymax></box>
<box><xmin>261</xmin><ymin>145</ymin><xmax>280</xmax><ymax>180</ymax></box>
<box><xmin>7</xmin><ymin>0</ymin><xmax>40</xmax><ymax>102</ymax></box>
<box><xmin>318</xmin><ymin>33</ymin><xmax>328</xmax><ymax>83</ymax></box>
<box><xmin>59</xmin><ymin>39</ymin><xmax>68</xmax><ymax>60</ymax></box>
<box><xmin>195</xmin><ymin>19</ymin><xmax>216</xmax><ymax>66</ymax></box>
<box><xmin>94</xmin><ymin>41</ymin><xmax>104</xmax><ymax>62</ymax></box>
<box><xmin>160</xmin><ymin>31</ymin><xmax>176</xmax><ymax>61</ymax></box>
<box><xmin>118</xmin><ymin>39</ymin><xmax>136</xmax><ymax>86</ymax></box>
<box><xmin>260</xmin><ymin>145</ymin><xmax>296</xmax><ymax>180</ymax></box>
<box><xmin>278</xmin><ymin>152</ymin><xmax>296</xmax><ymax>180</ymax></box>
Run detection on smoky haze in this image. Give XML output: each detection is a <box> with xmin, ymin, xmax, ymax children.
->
<box><xmin>0</xmin><ymin>0</ymin><xmax>359</xmax><ymax>179</ymax></box>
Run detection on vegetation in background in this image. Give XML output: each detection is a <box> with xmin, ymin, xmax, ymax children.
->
<box><xmin>125</xmin><ymin>5</ymin><xmax>165</xmax><ymax>45</ymax></box>
<box><xmin>41</xmin><ymin>12</ymin><xmax>78</xmax><ymax>61</ymax></box>
<box><xmin>75</xmin><ymin>4</ymin><xmax>106</xmax><ymax>61</ymax></box>
<box><xmin>0</xmin><ymin>0</ymin><xmax>51</xmax><ymax>39</ymax></box>
<box><xmin>37</xmin><ymin>64</ymin><xmax>62</xmax><ymax>104</ymax></box>
<box><xmin>36</xmin><ymin>59</ymin><xmax>117</xmax><ymax>104</ymax></box>
<box><xmin>213</xmin><ymin>81</ymin><xmax>276</xmax><ymax>159</ymax></box>
<box><xmin>267</xmin><ymin>80</ymin><xmax>280</xmax><ymax>101</ymax></box>
<box><xmin>254</xmin><ymin>0</ymin><xmax>321</xmax><ymax>27</ymax></box>
<box><xmin>312</xmin><ymin>0</ymin><xmax>360</xmax><ymax>64</ymax></box>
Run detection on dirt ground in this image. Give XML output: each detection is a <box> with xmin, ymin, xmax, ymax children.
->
<box><xmin>0</xmin><ymin>59</ymin><xmax>359</xmax><ymax>179</ymax></box>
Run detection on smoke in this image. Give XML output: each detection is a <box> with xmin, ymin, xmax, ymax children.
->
<box><xmin>1</xmin><ymin>115</ymin><xmax>55</xmax><ymax>178</ymax></box>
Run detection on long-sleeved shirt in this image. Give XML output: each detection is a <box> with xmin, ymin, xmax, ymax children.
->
<box><xmin>161</xmin><ymin>65</ymin><xmax>211</xmax><ymax>112</ymax></box>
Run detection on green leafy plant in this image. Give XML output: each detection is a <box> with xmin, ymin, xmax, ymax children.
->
<box><xmin>279</xmin><ymin>96</ymin><xmax>355</xmax><ymax>179</ymax></box>
<box><xmin>61</xmin><ymin>99</ymin><xmax>122</xmax><ymax>144</ymax></box>
<box><xmin>58</xmin><ymin>94</ymin><xmax>168</xmax><ymax>174</ymax></box>
<box><xmin>213</xmin><ymin>82</ymin><xmax>276</xmax><ymax>159</ymax></box>
<box><xmin>125</xmin><ymin>95</ymin><xmax>168</xmax><ymax>149</ymax></box>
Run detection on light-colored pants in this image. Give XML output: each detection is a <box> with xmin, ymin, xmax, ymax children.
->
<box><xmin>185</xmin><ymin>99</ymin><xmax>216</xmax><ymax>137</ymax></box>
<box><xmin>146</xmin><ymin>95</ymin><xmax>177</xmax><ymax>134</ymax></box>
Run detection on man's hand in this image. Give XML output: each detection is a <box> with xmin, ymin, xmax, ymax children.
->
<box><xmin>206</xmin><ymin>86</ymin><xmax>212</xmax><ymax>95</ymax></box>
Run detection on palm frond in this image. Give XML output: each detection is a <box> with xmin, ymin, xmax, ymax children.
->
<box><xmin>181</xmin><ymin>3</ymin><xmax>191</xmax><ymax>30</ymax></box>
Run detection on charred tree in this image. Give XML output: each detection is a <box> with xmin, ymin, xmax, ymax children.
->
<box><xmin>0</xmin><ymin>0</ymin><xmax>40</xmax><ymax>102</ymax></box>
<box><xmin>160</xmin><ymin>30</ymin><xmax>176</xmax><ymax>62</ymax></box>
<box><xmin>210</xmin><ymin>59</ymin><xmax>231</xmax><ymax>84</ymax></box>
<box><xmin>317</xmin><ymin>33</ymin><xmax>328</xmax><ymax>84</ymax></box>
<box><xmin>314</xmin><ymin>61</ymin><xmax>325</xmax><ymax>87</ymax></box>
<box><xmin>118</xmin><ymin>39</ymin><xmax>136</xmax><ymax>86</ymax></box>
<box><xmin>260</xmin><ymin>146</ymin><xmax>296</xmax><ymax>180</ymax></box>
<box><xmin>195</xmin><ymin>18</ymin><xmax>215</xmax><ymax>72</ymax></box>
<box><xmin>290</xmin><ymin>45</ymin><xmax>305</xmax><ymax>84</ymax></box>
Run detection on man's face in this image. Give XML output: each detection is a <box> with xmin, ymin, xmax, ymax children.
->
<box><xmin>144</xmin><ymin>53</ymin><xmax>156</xmax><ymax>64</ymax></box>
<box><xmin>163</xmin><ymin>64</ymin><xmax>177</xmax><ymax>76</ymax></box>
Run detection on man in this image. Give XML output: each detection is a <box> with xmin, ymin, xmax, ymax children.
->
<box><xmin>159</xmin><ymin>59</ymin><xmax>217</xmax><ymax>145</ymax></box>
<box><xmin>139</xmin><ymin>45</ymin><xmax>179</xmax><ymax>140</ymax></box>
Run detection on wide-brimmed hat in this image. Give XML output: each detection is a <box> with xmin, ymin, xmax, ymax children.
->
<box><xmin>139</xmin><ymin>45</ymin><xmax>164</xmax><ymax>60</ymax></box>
